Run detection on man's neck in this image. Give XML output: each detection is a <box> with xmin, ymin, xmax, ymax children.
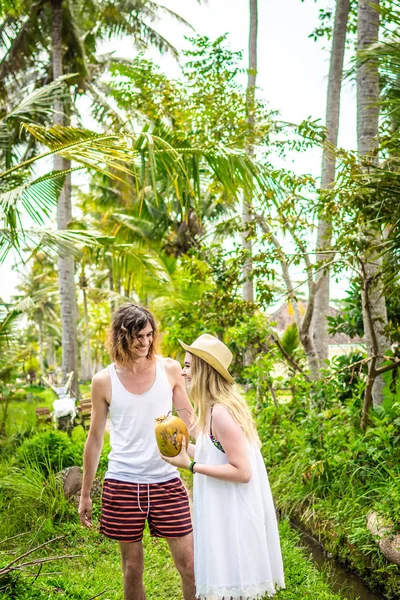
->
<box><xmin>117</xmin><ymin>356</ymin><xmax>154</xmax><ymax>374</ymax></box>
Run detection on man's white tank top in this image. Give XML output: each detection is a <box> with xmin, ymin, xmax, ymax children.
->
<box><xmin>105</xmin><ymin>357</ymin><xmax>179</xmax><ymax>484</ymax></box>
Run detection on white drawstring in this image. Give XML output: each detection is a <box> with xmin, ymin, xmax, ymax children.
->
<box><xmin>137</xmin><ymin>483</ymin><xmax>150</xmax><ymax>518</ymax></box>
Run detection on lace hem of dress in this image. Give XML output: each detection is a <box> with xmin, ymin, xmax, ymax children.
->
<box><xmin>195</xmin><ymin>580</ymin><xmax>285</xmax><ymax>600</ymax></box>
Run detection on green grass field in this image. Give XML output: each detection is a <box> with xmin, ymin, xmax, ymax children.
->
<box><xmin>0</xmin><ymin>396</ymin><xmax>348</xmax><ymax>599</ymax></box>
<box><xmin>0</xmin><ymin>518</ymin><xmax>347</xmax><ymax>599</ymax></box>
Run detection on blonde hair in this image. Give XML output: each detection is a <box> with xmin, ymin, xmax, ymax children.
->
<box><xmin>189</xmin><ymin>354</ymin><xmax>260</xmax><ymax>444</ymax></box>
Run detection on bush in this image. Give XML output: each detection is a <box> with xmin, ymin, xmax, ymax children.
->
<box><xmin>16</xmin><ymin>431</ymin><xmax>84</xmax><ymax>476</ymax></box>
<box><xmin>255</xmin><ymin>390</ymin><xmax>400</xmax><ymax>598</ymax></box>
<box><xmin>0</xmin><ymin>424</ymin><xmax>37</xmax><ymax>459</ymax></box>
<box><xmin>0</xmin><ymin>460</ymin><xmax>72</xmax><ymax>540</ymax></box>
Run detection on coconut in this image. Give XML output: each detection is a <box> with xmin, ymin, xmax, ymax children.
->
<box><xmin>155</xmin><ymin>413</ymin><xmax>189</xmax><ymax>457</ymax></box>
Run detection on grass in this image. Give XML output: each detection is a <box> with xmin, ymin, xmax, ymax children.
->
<box><xmin>0</xmin><ymin>518</ymin><xmax>347</xmax><ymax>599</ymax></box>
<box><xmin>0</xmin><ymin>519</ymin><xmax>187</xmax><ymax>599</ymax></box>
<box><xmin>0</xmin><ymin>397</ymin><xmax>349</xmax><ymax>599</ymax></box>
<box><xmin>3</xmin><ymin>383</ymin><xmax>91</xmax><ymax>438</ymax></box>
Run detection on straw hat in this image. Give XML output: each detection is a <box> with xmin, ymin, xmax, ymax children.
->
<box><xmin>178</xmin><ymin>334</ymin><xmax>234</xmax><ymax>384</ymax></box>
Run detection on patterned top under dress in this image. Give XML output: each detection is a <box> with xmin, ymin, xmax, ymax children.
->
<box><xmin>193</xmin><ymin>417</ymin><xmax>285</xmax><ymax>600</ymax></box>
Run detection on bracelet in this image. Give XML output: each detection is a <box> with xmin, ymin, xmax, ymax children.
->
<box><xmin>189</xmin><ymin>460</ymin><xmax>196</xmax><ymax>474</ymax></box>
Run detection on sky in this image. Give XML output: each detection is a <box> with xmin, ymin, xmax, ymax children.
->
<box><xmin>1</xmin><ymin>0</ymin><xmax>357</xmax><ymax>303</ymax></box>
<box><xmin>153</xmin><ymin>0</ymin><xmax>357</xmax><ymax>157</ymax></box>
<box><xmin>141</xmin><ymin>0</ymin><xmax>357</xmax><ymax>160</ymax></box>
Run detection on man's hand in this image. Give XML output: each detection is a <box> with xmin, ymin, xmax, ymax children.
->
<box><xmin>79</xmin><ymin>495</ymin><xmax>93</xmax><ymax>528</ymax></box>
<box><xmin>160</xmin><ymin>438</ymin><xmax>191</xmax><ymax>469</ymax></box>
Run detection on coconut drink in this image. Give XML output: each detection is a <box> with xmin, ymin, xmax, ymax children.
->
<box><xmin>155</xmin><ymin>413</ymin><xmax>189</xmax><ymax>457</ymax></box>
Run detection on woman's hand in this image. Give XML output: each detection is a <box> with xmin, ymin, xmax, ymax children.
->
<box><xmin>160</xmin><ymin>437</ymin><xmax>191</xmax><ymax>469</ymax></box>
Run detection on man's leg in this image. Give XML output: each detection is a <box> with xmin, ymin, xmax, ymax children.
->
<box><xmin>167</xmin><ymin>533</ymin><xmax>195</xmax><ymax>600</ymax></box>
<box><xmin>119</xmin><ymin>540</ymin><xmax>146</xmax><ymax>600</ymax></box>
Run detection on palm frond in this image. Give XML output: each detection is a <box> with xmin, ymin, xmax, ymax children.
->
<box><xmin>0</xmin><ymin>305</ymin><xmax>21</xmax><ymax>349</ymax></box>
<box><xmin>1</xmin><ymin>168</ymin><xmax>71</xmax><ymax>220</ymax></box>
<box><xmin>152</xmin><ymin>2</ymin><xmax>195</xmax><ymax>29</ymax></box>
<box><xmin>0</xmin><ymin>168</ymin><xmax>80</xmax><ymax>257</ymax></box>
<box><xmin>3</xmin><ymin>76</ymin><xmax>70</xmax><ymax>125</ymax></box>
<box><xmin>21</xmin><ymin>124</ymin><xmax>193</xmax><ymax>200</ymax></box>
<box><xmin>149</xmin><ymin>260</ymin><xmax>209</xmax><ymax>318</ymax></box>
<box><xmin>95</xmin><ymin>2</ymin><xmax>179</xmax><ymax>57</ymax></box>
<box><xmin>87</xmin><ymin>81</ymin><xmax>129</xmax><ymax>131</ymax></box>
<box><xmin>27</xmin><ymin>124</ymin><xmax>141</xmax><ymax>171</ymax></box>
<box><xmin>13</xmin><ymin>295</ymin><xmax>36</xmax><ymax>313</ymax></box>
<box><xmin>21</xmin><ymin>122</ymin><xmax>274</xmax><ymax>202</ymax></box>
<box><xmin>0</xmin><ymin>0</ymin><xmax>47</xmax><ymax>89</ymax></box>
<box><xmin>0</xmin><ymin>122</ymin><xmax>279</xmax><ymax>265</ymax></box>
<box><xmin>63</xmin><ymin>0</ymin><xmax>90</xmax><ymax>86</ymax></box>
<box><xmin>107</xmin><ymin>242</ymin><xmax>172</xmax><ymax>299</ymax></box>
<box><xmin>86</xmin><ymin>286</ymin><xmax>131</xmax><ymax>305</ymax></box>
<box><xmin>112</xmin><ymin>213</ymin><xmax>155</xmax><ymax>241</ymax></box>
<box><xmin>0</xmin><ymin>227</ymin><xmax>103</xmax><ymax>263</ymax></box>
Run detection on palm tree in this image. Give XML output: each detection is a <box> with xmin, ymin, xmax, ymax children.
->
<box><xmin>1</xmin><ymin>102</ymin><xmax>273</xmax><ymax>359</ymax></box>
<box><xmin>357</xmin><ymin>0</ymin><xmax>390</xmax><ymax>407</ymax></box>
<box><xmin>1</xmin><ymin>116</ymin><xmax>268</xmax><ymax>258</ymax></box>
<box><xmin>97</xmin><ymin>42</ymin><xmax>271</xmax><ymax>264</ymax></box>
<box><xmin>313</xmin><ymin>0</ymin><xmax>350</xmax><ymax>365</ymax></box>
<box><xmin>50</xmin><ymin>0</ymin><xmax>79</xmax><ymax>394</ymax></box>
<box><xmin>0</xmin><ymin>0</ymin><xmax>193</xmax><ymax>394</ymax></box>
<box><xmin>1</xmin><ymin>60</ymin><xmax>274</xmax><ymax>389</ymax></box>
<box><xmin>0</xmin><ymin>81</ymin><xmax>83</xmax><ymax>264</ymax></box>
<box><xmin>242</xmin><ymin>0</ymin><xmax>258</xmax><ymax>304</ymax></box>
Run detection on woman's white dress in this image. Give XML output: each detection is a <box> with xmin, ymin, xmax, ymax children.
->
<box><xmin>193</xmin><ymin>431</ymin><xmax>285</xmax><ymax>600</ymax></box>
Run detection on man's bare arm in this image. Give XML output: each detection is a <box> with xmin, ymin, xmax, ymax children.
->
<box><xmin>78</xmin><ymin>371</ymin><xmax>109</xmax><ymax>528</ymax></box>
<box><xmin>165</xmin><ymin>358</ymin><xmax>196</xmax><ymax>438</ymax></box>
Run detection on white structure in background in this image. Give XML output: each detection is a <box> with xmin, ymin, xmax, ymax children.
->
<box><xmin>42</xmin><ymin>371</ymin><xmax>76</xmax><ymax>424</ymax></box>
<box><xmin>270</xmin><ymin>302</ymin><xmax>365</xmax><ymax>361</ymax></box>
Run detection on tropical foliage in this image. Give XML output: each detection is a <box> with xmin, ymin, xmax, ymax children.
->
<box><xmin>3</xmin><ymin>0</ymin><xmax>400</xmax><ymax>597</ymax></box>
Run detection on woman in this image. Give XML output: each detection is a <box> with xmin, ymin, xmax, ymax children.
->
<box><xmin>161</xmin><ymin>334</ymin><xmax>285</xmax><ymax>600</ymax></box>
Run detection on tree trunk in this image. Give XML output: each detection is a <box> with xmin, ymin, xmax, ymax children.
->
<box><xmin>313</xmin><ymin>0</ymin><xmax>350</xmax><ymax>364</ymax></box>
<box><xmin>257</xmin><ymin>216</ymin><xmax>321</xmax><ymax>380</ymax></box>
<box><xmin>299</xmin><ymin>328</ymin><xmax>321</xmax><ymax>382</ymax></box>
<box><xmin>242</xmin><ymin>0</ymin><xmax>258</xmax><ymax>304</ymax></box>
<box><xmin>266</xmin><ymin>378</ymin><xmax>279</xmax><ymax>408</ymax></box>
<box><xmin>82</xmin><ymin>285</ymin><xmax>92</xmax><ymax>381</ymax></box>
<box><xmin>51</xmin><ymin>0</ymin><xmax>79</xmax><ymax>396</ymax></box>
<box><xmin>357</xmin><ymin>0</ymin><xmax>380</xmax><ymax>159</ymax></box>
<box><xmin>108</xmin><ymin>260</ymin><xmax>116</xmax><ymax>316</ymax></box>
<box><xmin>37</xmin><ymin>315</ymin><xmax>44</xmax><ymax>374</ymax></box>
<box><xmin>0</xmin><ymin>397</ymin><xmax>10</xmax><ymax>437</ymax></box>
<box><xmin>46</xmin><ymin>340</ymin><xmax>56</xmax><ymax>371</ymax></box>
<box><xmin>357</xmin><ymin>0</ymin><xmax>389</xmax><ymax>406</ymax></box>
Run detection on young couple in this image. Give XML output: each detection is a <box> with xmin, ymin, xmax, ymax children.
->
<box><xmin>79</xmin><ymin>303</ymin><xmax>285</xmax><ymax>600</ymax></box>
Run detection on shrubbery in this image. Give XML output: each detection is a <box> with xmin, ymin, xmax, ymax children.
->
<box><xmin>16</xmin><ymin>430</ymin><xmax>84</xmax><ymax>476</ymax></box>
<box><xmin>255</xmin><ymin>377</ymin><xmax>400</xmax><ymax>598</ymax></box>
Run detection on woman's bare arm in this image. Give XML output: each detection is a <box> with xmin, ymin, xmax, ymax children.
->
<box><xmin>161</xmin><ymin>405</ymin><xmax>251</xmax><ymax>484</ymax></box>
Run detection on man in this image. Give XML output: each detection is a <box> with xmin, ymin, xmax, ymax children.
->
<box><xmin>78</xmin><ymin>303</ymin><xmax>195</xmax><ymax>600</ymax></box>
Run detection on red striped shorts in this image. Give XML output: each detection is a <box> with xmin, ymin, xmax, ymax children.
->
<box><xmin>100</xmin><ymin>477</ymin><xmax>192</xmax><ymax>543</ymax></box>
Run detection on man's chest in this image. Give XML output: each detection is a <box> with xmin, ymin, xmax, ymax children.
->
<box><xmin>120</xmin><ymin>373</ymin><xmax>156</xmax><ymax>396</ymax></box>
<box><xmin>116</xmin><ymin>364</ymin><xmax>157</xmax><ymax>395</ymax></box>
